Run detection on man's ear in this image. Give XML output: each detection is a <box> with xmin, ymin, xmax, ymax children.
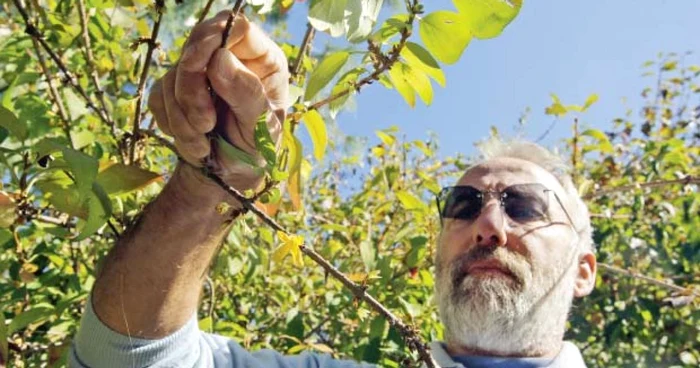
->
<box><xmin>574</xmin><ymin>252</ymin><xmax>597</xmax><ymax>297</ymax></box>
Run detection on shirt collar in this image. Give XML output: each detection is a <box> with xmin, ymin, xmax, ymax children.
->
<box><xmin>426</xmin><ymin>341</ymin><xmax>587</xmax><ymax>368</ymax></box>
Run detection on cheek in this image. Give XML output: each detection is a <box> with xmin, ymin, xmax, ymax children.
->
<box><xmin>439</xmin><ymin>221</ymin><xmax>473</xmax><ymax>260</ymax></box>
<box><xmin>520</xmin><ymin>227</ymin><xmax>575</xmax><ymax>271</ymax></box>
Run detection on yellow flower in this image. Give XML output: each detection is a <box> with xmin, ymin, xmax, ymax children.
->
<box><xmin>272</xmin><ymin>231</ymin><xmax>304</xmax><ymax>267</ymax></box>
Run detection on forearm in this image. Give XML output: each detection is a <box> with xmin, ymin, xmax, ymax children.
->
<box><xmin>91</xmin><ymin>162</ymin><xmax>240</xmax><ymax>338</ymax></box>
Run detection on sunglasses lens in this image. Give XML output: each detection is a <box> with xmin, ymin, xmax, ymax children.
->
<box><xmin>440</xmin><ymin>186</ymin><xmax>482</xmax><ymax>220</ymax></box>
<box><xmin>503</xmin><ymin>184</ymin><xmax>549</xmax><ymax>222</ymax></box>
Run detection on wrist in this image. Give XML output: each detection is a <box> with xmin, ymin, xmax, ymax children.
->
<box><xmin>169</xmin><ymin>162</ymin><xmax>242</xmax><ymax>210</ymax></box>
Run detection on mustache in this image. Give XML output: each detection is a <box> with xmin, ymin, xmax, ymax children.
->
<box><xmin>450</xmin><ymin>246</ymin><xmax>530</xmax><ymax>287</ymax></box>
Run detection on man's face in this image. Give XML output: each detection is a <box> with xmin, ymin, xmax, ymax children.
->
<box><xmin>434</xmin><ymin>157</ymin><xmax>591</xmax><ymax>356</ymax></box>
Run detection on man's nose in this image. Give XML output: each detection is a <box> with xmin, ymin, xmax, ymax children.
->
<box><xmin>474</xmin><ymin>201</ymin><xmax>507</xmax><ymax>247</ymax></box>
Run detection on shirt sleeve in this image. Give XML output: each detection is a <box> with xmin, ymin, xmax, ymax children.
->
<box><xmin>69</xmin><ymin>297</ymin><xmax>374</xmax><ymax>368</ymax></box>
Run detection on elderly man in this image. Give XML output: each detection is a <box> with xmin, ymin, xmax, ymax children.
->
<box><xmin>70</xmin><ymin>12</ymin><xmax>596</xmax><ymax>368</ymax></box>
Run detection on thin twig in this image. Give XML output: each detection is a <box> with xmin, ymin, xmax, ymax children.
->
<box><xmin>535</xmin><ymin>118</ymin><xmax>557</xmax><ymax>143</ymax></box>
<box><xmin>11</xmin><ymin>0</ymin><xmax>110</xmax><ymax>127</ymax></box>
<box><xmin>571</xmin><ymin>117</ymin><xmax>579</xmax><ymax>184</ymax></box>
<box><xmin>129</xmin><ymin>0</ymin><xmax>166</xmax><ymax>164</ymax></box>
<box><xmin>141</xmin><ymin>129</ymin><xmax>177</xmax><ymax>155</ymax></box>
<box><xmin>583</xmin><ymin>176</ymin><xmax>698</xmax><ymax>200</ymax></box>
<box><xmin>290</xmin><ymin>23</ymin><xmax>315</xmax><ymax>79</ymax></box>
<box><xmin>35</xmin><ymin>214</ymin><xmax>72</xmax><ymax>227</ymax></box>
<box><xmin>589</xmin><ymin>213</ymin><xmax>631</xmax><ymax>219</ymax></box>
<box><xmin>308</xmin><ymin>0</ymin><xmax>419</xmax><ymax>111</ymax></box>
<box><xmin>30</xmin><ymin>39</ymin><xmax>73</xmax><ymax>147</ymax></box>
<box><xmin>219</xmin><ymin>0</ymin><xmax>245</xmax><ymax>49</ymax></box>
<box><xmin>196</xmin><ymin>0</ymin><xmax>217</xmax><ymax>25</ymax></box>
<box><xmin>598</xmin><ymin>263</ymin><xmax>699</xmax><ymax>297</ymax></box>
<box><xmin>77</xmin><ymin>0</ymin><xmax>115</xmax><ymax>134</ymax></box>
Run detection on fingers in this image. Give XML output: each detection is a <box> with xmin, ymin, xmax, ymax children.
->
<box><xmin>207</xmin><ymin>48</ymin><xmax>269</xmax><ymax>150</ymax></box>
<box><xmin>175</xmin><ymin>12</ymin><xmax>250</xmax><ymax>136</ymax></box>
<box><xmin>147</xmin><ymin>79</ymin><xmax>172</xmax><ymax>136</ymax></box>
<box><xmin>245</xmin><ymin>46</ymin><xmax>290</xmax><ymax>111</ymax></box>
<box><xmin>179</xmin><ymin>11</ymin><xmax>249</xmax><ymax>73</ymax></box>
<box><xmin>162</xmin><ymin>70</ymin><xmax>210</xmax><ymax>161</ymax></box>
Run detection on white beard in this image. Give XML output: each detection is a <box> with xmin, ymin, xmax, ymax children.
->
<box><xmin>435</xmin><ymin>246</ymin><xmax>577</xmax><ymax>356</ymax></box>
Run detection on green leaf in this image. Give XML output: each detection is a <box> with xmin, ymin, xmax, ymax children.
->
<box><xmin>583</xmin><ymin>93</ymin><xmax>599</xmax><ymax>110</ymax></box>
<box><xmin>302</xmin><ymin>110</ymin><xmax>328</xmax><ymax>161</ymax></box>
<box><xmin>36</xmin><ymin>179</ymin><xmax>87</xmax><ymax>219</ymax></box>
<box><xmin>345</xmin><ymin>0</ymin><xmax>384</xmax><ymax>42</ymax></box>
<box><xmin>95</xmin><ymin>163</ymin><xmax>162</xmax><ymax>196</ymax></box>
<box><xmin>419</xmin><ymin>11</ymin><xmax>472</xmax><ymax>64</ymax></box>
<box><xmin>396</xmin><ymin>191</ymin><xmax>426</xmax><ymax>211</ymax></box>
<box><xmin>282</xmin><ymin>127</ymin><xmax>303</xmax><ymax>174</ymax></box>
<box><xmin>376</xmin><ymin>131</ymin><xmax>396</xmax><ymax>146</ymax></box>
<box><xmin>454</xmin><ymin>0</ymin><xmax>522</xmax><ymax>39</ymax></box>
<box><xmin>74</xmin><ymin>183</ymin><xmax>112</xmax><ymax>241</ymax></box>
<box><xmin>64</xmin><ymin>89</ymin><xmax>89</xmax><ymax>119</ymax></box>
<box><xmin>544</xmin><ymin>94</ymin><xmax>568</xmax><ymax>117</ymax></box>
<box><xmin>406</xmin><ymin>235</ymin><xmax>428</xmax><ymax>267</ymax></box>
<box><xmin>308</xmin><ymin>0</ymin><xmax>348</xmax><ymax>37</ymax></box>
<box><xmin>581</xmin><ymin>129</ymin><xmax>614</xmax><ymax>153</ymax></box>
<box><xmin>329</xmin><ymin>67</ymin><xmax>366</xmax><ymax>118</ymax></box>
<box><xmin>216</xmin><ymin>135</ymin><xmax>264</xmax><ymax>173</ymax></box>
<box><xmin>0</xmin><ymin>311</ymin><xmax>7</xmax><ymax>363</ymax></box>
<box><xmin>371</xmin><ymin>15</ymin><xmax>409</xmax><ymax>43</ymax></box>
<box><xmin>304</xmin><ymin>51</ymin><xmax>350</xmax><ymax>101</ymax></box>
<box><xmin>34</xmin><ymin>137</ymin><xmax>70</xmax><ymax>159</ymax></box>
<box><xmin>62</xmin><ymin>148</ymin><xmax>99</xmax><ymax>200</ymax></box>
<box><xmin>0</xmin><ymin>228</ymin><xmax>12</xmax><ymax>246</ymax></box>
<box><xmin>401</xmin><ymin>63</ymin><xmax>433</xmax><ymax>105</ymax></box>
<box><xmin>359</xmin><ymin>240</ymin><xmax>376</xmax><ymax>271</ymax></box>
<box><xmin>254</xmin><ymin>116</ymin><xmax>277</xmax><ymax>170</ymax></box>
<box><xmin>308</xmin><ymin>0</ymin><xmax>383</xmax><ymax>42</ymax></box>
<box><xmin>401</xmin><ymin>42</ymin><xmax>446</xmax><ymax>87</ymax></box>
<box><xmin>248</xmin><ymin>0</ymin><xmax>275</xmax><ymax>14</ymax></box>
<box><xmin>0</xmin><ymin>105</ymin><xmax>27</xmax><ymax>140</ymax></box>
<box><xmin>8</xmin><ymin>304</ymin><xmax>55</xmax><ymax>335</ymax></box>
<box><xmin>388</xmin><ymin>64</ymin><xmax>415</xmax><ymax>107</ymax></box>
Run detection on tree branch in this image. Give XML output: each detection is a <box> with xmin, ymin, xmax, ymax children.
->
<box><xmin>289</xmin><ymin>23</ymin><xmax>315</xmax><ymax>79</ymax></box>
<box><xmin>583</xmin><ymin>176</ymin><xmax>698</xmax><ymax>200</ymax></box>
<box><xmin>29</xmin><ymin>39</ymin><xmax>73</xmax><ymax>147</ymax></box>
<box><xmin>196</xmin><ymin>0</ymin><xmax>217</xmax><ymax>25</ymax></box>
<box><xmin>141</xmin><ymin>129</ymin><xmax>177</xmax><ymax>155</ymax></box>
<box><xmin>598</xmin><ymin>262</ymin><xmax>699</xmax><ymax>299</ymax></box>
<box><xmin>199</xmin><ymin>166</ymin><xmax>437</xmax><ymax>367</ymax></box>
<box><xmin>129</xmin><ymin>0</ymin><xmax>165</xmax><ymax>164</ymax></box>
<box><xmin>77</xmin><ymin>0</ymin><xmax>115</xmax><ymax>134</ymax></box>
<box><xmin>11</xmin><ymin>0</ymin><xmax>111</xmax><ymax>127</ymax></box>
<box><xmin>308</xmin><ymin>0</ymin><xmax>419</xmax><ymax>111</ymax></box>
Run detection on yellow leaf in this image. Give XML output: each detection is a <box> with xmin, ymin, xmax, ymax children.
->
<box><xmin>0</xmin><ymin>190</ymin><xmax>17</xmax><ymax>228</ymax></box>
<box><xmin>19</xmin><ymin>263</ymin><xmax>38</xmax><ymax>283</ymax></box>
<box><xmin>288</xmin><ymin>171</ymin><xmax>302</xmax><ymax>211</ymax></box>
<box><xmin>347</xmin><ymin>273</ymin><xmax>368</xmax><ymax>283</ymax></box>
<box><xmin>309</xmin><ymin>343</ymin><xmax>334</xmax><ymax>354</ymax></box>
<box><xmin>302</xmin><ymin>110</ymin><xmax>327</xmax><ymax>161</ymax></box>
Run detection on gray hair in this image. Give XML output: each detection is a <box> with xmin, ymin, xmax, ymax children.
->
<box><xmin>474</xmin><ymin>137</ymin><xmax>594</xmax><ymax>254</ymax></box>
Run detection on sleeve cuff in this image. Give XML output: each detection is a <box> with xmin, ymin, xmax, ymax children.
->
<box><xmin>70</xmin><ymin>296</ymin><xmax>204</xmax><ymax>368</ymax></box>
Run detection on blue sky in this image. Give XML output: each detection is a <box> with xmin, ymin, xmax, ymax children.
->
<box><xmin>282</xmin><ymin>0</ymin><xmax>700</xmax><ymax>159</ymax></box>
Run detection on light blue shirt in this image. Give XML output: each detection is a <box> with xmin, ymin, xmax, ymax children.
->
<box><xmin>69</xmin><ymin>298</ymin><xmax>587</xmax><ymax>368</ymax></box>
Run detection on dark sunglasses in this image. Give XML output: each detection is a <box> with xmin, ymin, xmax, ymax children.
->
<box><xmin>436</xmin><ymin>183</ymin><xmax>574</xmax><ymax>226</ymax></box>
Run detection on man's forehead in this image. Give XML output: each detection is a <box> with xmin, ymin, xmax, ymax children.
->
<box><xmin>456</xmin><ymin>157</ymin><xmax>562</xmax><ymax>190</ymax></box>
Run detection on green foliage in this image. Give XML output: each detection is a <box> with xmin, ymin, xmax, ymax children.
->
<box><xmin>567</xmin><ymin>54</ymin><xmax>700</xmax><ymax>367</ymax></box>
<box><xmin>0</xmin><ymin>0</ymin><xmax>696</xmax><ymax>367</ymax></box>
